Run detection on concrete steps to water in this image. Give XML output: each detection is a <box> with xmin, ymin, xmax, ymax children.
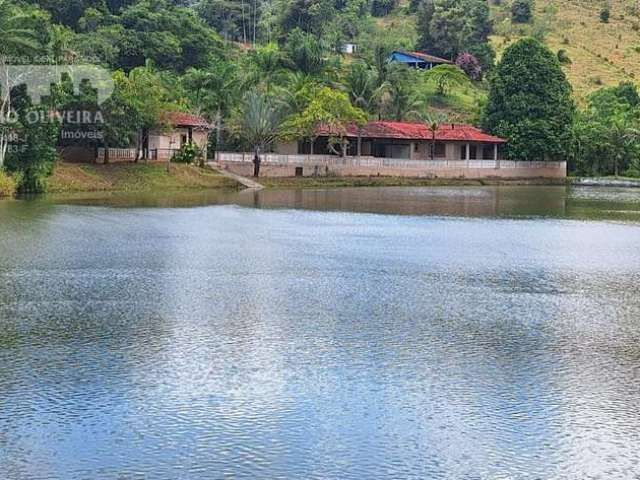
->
<box><xmin>207</xmin><ymin>162</ymin><xmax>264</xmax><ymax>190</ymax></box>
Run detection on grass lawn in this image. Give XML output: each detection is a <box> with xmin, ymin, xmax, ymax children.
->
<box><xmin>48</xmin><ymin>162</ymin><xmax>240</xmax><ymax>194</ymax></box>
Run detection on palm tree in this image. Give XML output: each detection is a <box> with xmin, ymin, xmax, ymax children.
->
<box><xmin>0</xmin><ymin>1</ymin><xmax>38</xmax><ymax>56</ymax></box>
<box><xmin>279</xmin><ymin>71</ymin><xmax>318</xmax><ymax>114</ymax></box>
<box><xmin>608</xmin><ymin>114</ymin><xmax>640</xmax><ymax>176</ymax></box>
<box><xmin>239</xmin><ymin>89</ymin><xmax>285</xmax><ymax>176</ymax></box>
<box><xmin>426</xmin><ymin>64</ymin><xmax>469</xmax><ymax>96</ymax></box>
<box><xmin>375</xmin><ymin>79</ymin><xmax>423</xmax><ymax>121</ymax></box>
<box><xmin>373</xmin><ymin>64</ymin><xmax>423</xmax><ymax>121</ymax></box>
<box><xmin>0</xmin><ymin>0</ymin><xmax>38</xmax><ymax>168</ymax></box>
<box><xmin>344</xmin><ymin>61</ymin><xmax>378</xmax><ymax>113</ymax></box>
<box><xmin>422</xmin><ymin>111</ymin><xmax>449</xmax><ymax>160</ymax></box>
<box><xmin>184</xmin><ymin>61</ymin><xmax>239</xmax><ymax>151</ymax></box>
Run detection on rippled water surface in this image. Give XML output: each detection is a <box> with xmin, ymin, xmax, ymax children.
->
<box><xmin>1</xmin><ymin>186</ymin><xmax>640</xmax><ymax>479</ymax></box>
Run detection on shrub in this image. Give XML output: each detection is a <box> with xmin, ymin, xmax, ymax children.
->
<box><xmin>455</xmin><ymin>52</ymin><xmax>483</xmax><ymax>80</ymax></box>
<box><xmin>512</xmin><ymin>0</ymin><xmax>534</xmax><ymax>23</ymax></box>
<box><xmin>557</xmin><ymin>49</ymin><xmax>572</xmax><ymax>64</ymax></box>
<box><xmin>0</xmin><ymin>170</ymin><xmax>17</xmax><ymax>197</ymax></box>
<box><xmin>371</xmin><ymin>0</ymin><xmax>398</xmax><ymax>17</ymax></box>
<box><xmin>625</xmin><ymin>167</ymin><xmax>640</xmax><ymax>178</ymax></box>
<box><xmin>171</xmin><ymin>142</ymin><xmax>203</xmax><ymax>164</ymax></box>
<box><xmin>600</xmin><ymin>5</ymin><xmax>610</xmax><ymax>23</ymax></box>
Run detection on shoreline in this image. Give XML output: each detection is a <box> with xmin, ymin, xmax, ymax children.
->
<box><xmin>45</xmin><ymin>162</ymin><xmax>240</xmax><ymax>194</ymax></box>
<box><xmin>570</xmin><ymin>177</ymin><xmax>640</xmax><ymax>188</ymax></box>
<box><xmin>5</xmin><ymin>162</ymin><xmax>640</xmax><ymax>199</ymax></box>
<box><xmin>257</xmin><ymin>176</ymin><xmax>569</xmax><ymax>189</ymax></box>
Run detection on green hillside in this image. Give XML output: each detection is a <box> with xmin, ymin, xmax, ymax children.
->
<box><xmin>378</xmin><ymin>0</ymin><xmax>640</xmax><ymax>105</ymax></box>
<box><xmin>490</xmin><ymin>0</ymin><xmax>640</xmax><ymax>102</ymax></box>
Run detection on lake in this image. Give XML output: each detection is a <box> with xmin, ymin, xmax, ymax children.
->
<box><xmin>1</xmin><ymin>186</ymin><xmax>639</xmax><ymax>479</ymax></box>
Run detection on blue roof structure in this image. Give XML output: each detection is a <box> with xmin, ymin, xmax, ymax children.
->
<box><xmin>389</xmin><ymin>51</ymin><xmax>452</xmax><ymax>69</ymax></box>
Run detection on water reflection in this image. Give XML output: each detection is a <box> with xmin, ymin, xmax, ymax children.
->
<box><xmin>1</xmin><ymin>192</ymin><xmax>640</xmax><ymax>478</ymax></box>
<box><xmin>40</xmin><ymin>185</ymin><xmax>640</xmax><ymax>221</ymax></box>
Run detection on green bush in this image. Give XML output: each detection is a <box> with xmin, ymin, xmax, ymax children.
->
<box><xmin>557</xmin><ymin>49</ymin><xmax>572</xmax><ymax>64</ymax></box>
<box><xmin>171</xmin><ymin>142</ymin><xmax>203</xmax><ymax>164</ymax></box>
<box><xmin>0</xmin><ymin>170</ymin><xmax>17</xmax><ymax>197</ymax></box>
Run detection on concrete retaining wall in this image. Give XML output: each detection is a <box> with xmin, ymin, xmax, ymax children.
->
<box><xmin>215</xmin><ymin>154</ymin><xmax>567</xmax><ymax>179</ymax></box>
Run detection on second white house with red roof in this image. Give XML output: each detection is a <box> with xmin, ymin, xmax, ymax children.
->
<box><xmin>215</xmin><ymin>120</ymin><xmax>566</xmax><ymax>179</ymax></box>
<box><xmin>282</xmin><ymin>121</ymin><xmax>507</xmax><ymax>162</ymax></box>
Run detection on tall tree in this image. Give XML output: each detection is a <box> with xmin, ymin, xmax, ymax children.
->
<box><xmin>571</xmin><ymin>82</ymin><xmax>640</xmax><ymax>175</ymax></box>
<box><xmin>236</xmin><ymin>88</ymin><xmax>286</xmax><ymax>174</ymax></box>
<box><xmin>110</xmin><ymin>67</ymin><xmax>176</xmax><ymax>160</ymax></box>
<box><xmin>182</xmin><ymin>61</ymin><xmax>239</xmax><ymax>150</ymax></box>
<box><xmin>344</xmin><ymin>60</ymin><xmax>378</xmax><ymax>113</ymax></box>
<box><xmin>483</xmin><ymin>38</ymin><xmax>574</xmax><ymax>161</ymax></box>
<box><xmin>284</xmin><ymin>29</ymin><xmax>326</xmax><ymax>75</ymax></box>
<box><xmin>422</xmin><ymin>111</ymin><xmax>449</xmax><ymax>159</ymax></box>
<box><xmin>426</xmin><ymin>64</ymin><xmax>469</xmax><ymax>95</ymax></box>
<box><xmin>376</xmin><ymin>65</ymin><xmax>423</xmax><ymax>121</ymax></box>
<box><xmin>283</xmin><ymin>87</ymin><xmax>367</xmax><ymax>155</ymax></box>
<box><xmin>417</xmin><ymin>0</ymin><xmax>492</xmax><ymax>61</ymax></box>
<box><xmin>0</xmin><ymin>0</ymin><xmax>39</xmax><ymax>168</ymax></box>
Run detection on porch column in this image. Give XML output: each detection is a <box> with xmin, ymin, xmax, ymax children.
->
<box><xmin>465</xmin><ymin>143</ymin><xmax>470</xmax><ymax>166</ymax></box>
<box><xmin>494</xmin><ymin>144</ymin><xmax>499</xmax><ymax>169</ymax></box>
<box><xmin>357</xmin><ymin>136</ymin><xmax>362</xmax><ymax>157</ymax></box>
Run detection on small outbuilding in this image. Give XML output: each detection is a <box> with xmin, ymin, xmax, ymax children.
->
<box><xmin>147</xmin><ymin>112</ymin><xmax>211</xmax><ymax>160</ymax></box>
<box><xmin>389</xmin><ymin>51</ymin><xmax>453</xmax><ymax>70</ymax></box>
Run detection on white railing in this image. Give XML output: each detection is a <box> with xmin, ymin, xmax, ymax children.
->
<box><xmin>215</xmin><ymin>152</ymin><xmax>566</xmax><ymax>170</ymax></box>
<box><xmin>96</xmin><ymin>148</ymin><xmax>183</xmax><ymax>161</ymax></box>
<box><xmin>97</xmin><ymin>148</ymin><xmax>137</xmax><ymax>161</ymax></box>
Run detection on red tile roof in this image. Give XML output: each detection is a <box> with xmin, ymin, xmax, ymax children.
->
<box><xmin>164</xmin><ymin>112</ymin><xmax>211</xmax><ymax>128</ymax></box>
<box><xmin>317</xmin><ymin>121</ymin><xmax>506</xmax><ymax>144</ymax></box>
<box><xmin>406</xmin><ymin>51</ymin><xmax>453</xmax><ymax>65</ymax></box>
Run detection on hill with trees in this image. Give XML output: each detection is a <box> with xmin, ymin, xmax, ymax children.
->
<box><xmin>2</xmin><ymin>0</ymin><xmax>640</xmax><ymax>193</ymax></box>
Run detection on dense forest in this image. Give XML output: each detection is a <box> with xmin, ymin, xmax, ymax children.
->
<box><xmin>1</xmin><ymin>0</ymin><xmax>640</xmax><ymax>192</ymax></box>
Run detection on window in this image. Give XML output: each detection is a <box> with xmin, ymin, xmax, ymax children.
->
<box><xmin>433</xmin><ymin>142</ymin><xmax>446</xmax><ymax>158</ymax></box>
<box><xmin>483</xmin><ymin>145</ymin><xmax>495</xmax><ymax>160</ymax></box>
<box><xmin>414</xmin><ymin>143</ymin><xmax>419</xmax><ymax>153</ymax></box>
<box><xmin>181</xmin><ymin>134</ymin><xmax>188</xmax><ymax>145</ymax></box>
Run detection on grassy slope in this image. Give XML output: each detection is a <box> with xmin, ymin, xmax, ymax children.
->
<box><xmin>379</xmin><ymin>1</ymin><xmax>639</xmax><ymax>109</ymax></box>
<box><xmin>373</xmin><ymin>6</ymin><xmax>488</xmax><ymax>122</ymax></box>
<box><xmin>491</xmin><ymin>0</ymin><xmax>640</xmax><ymax>102</ymax></box>
<box><xmin>48</xmin><ymin>162</ymin><xmax>239</xmax><ymax>193</ymax></box>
